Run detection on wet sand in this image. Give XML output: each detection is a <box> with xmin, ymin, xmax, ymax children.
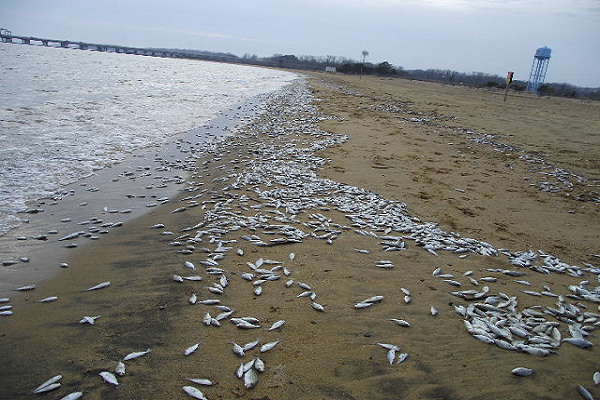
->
<box><xmin>1</xmin><ymin>76</ymin><xmax>599</xmax><ymax>400</ymax></box>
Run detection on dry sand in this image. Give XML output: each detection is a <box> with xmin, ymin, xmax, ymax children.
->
<box><xmin>0</xmin><ymin>74</ymin><xmax>598</xmax><ymax>400</ymax></box>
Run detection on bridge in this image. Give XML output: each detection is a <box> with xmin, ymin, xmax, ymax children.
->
<box><xmin>0</xmin><ymin>30</ymin><xmax>236</xmax><ymax>62</ymax></box>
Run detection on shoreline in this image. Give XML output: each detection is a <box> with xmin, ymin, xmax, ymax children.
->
<box><xmin>0</xmin><ymin>76</ymin><xmax>598</xmax><ymax>400</ymax></box>
<box><xmin>0</xmin><ymin>90</ymin><xmax>278</xmax><ymax>296</ymax></box>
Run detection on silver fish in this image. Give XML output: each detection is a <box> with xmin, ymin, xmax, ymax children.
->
<box><xmin>99</xmin><ymin>371</ymin><xmax>119</xmax><ymax>386</ymax></box>
<box><xmin>60</xmin><ymin>392</ymin><xmax>83</xmax><ymax>400</ymax></box>
<box><xmin>185</xmin><ymin>343</ymin><xmax>200</xmax><ymax>356</ymax></box>
<box><xmin>33</xmin><ymin>375</ymin><xmax>62</xmax><ymax>394</ymax></box>
<box><xmin>182</xmin><ymin>385</ymin><xmax>207</xmax><ymax>400</ymax></box>
<box><xmin>232</xmin><ymin>342</ymin><xmax>245</xmax><ymax>356</ymax></box>
<box><xmin>396</xmin><ymin>353</ymin><xmax>409</xmax><ymax>364</ymax></box>
<box><xmin>14</xmin><ymin>285</ymin><xmax>35</xmax><ymax>291</ymax></box>
<box><xmin>115</xmin><ymin>361</ymin><xmax>126</xmax><ymax>376</ymax></box>
<box><xmin>593</xmin><ymin>371</ymin><xmax>600</xmax><ymax>385</ymax></box>
<box><xmin>311</xmin><ymin>302</ymin><xmax>325</xmax><ymax>312</ymax></box>
<box><xmin>33</xmin><ymin>383</ymin><xmax>61</xmax><ymax>394</ymax></box>
<box><xmin>86</xmin><ymin>281</ymin><xmax>110</xmax><ymax>291</ymax></box>
<box><xmin>254</xmin><ymin>357</ymin><xmax>265</xmax><ymax>372</ymax></box>
<box><xmin>563</xmin><ymin>338</ymin><xmax>594</xmax><ymax>349</ymax></box>
<box><xmin>189</xmin><ymin>294</ymin><xmax>198</xmax><ymax>304</ymax></box>
<box><xmin>186</xmin><ymin>378</ymin><xmax>214</xmax><ymax>386</ymax></box>
<box><xmin>173</xmin><ymin>275</ymin><xmax>184</xmax><ymax>282</ymax></box>
<box><xmin>38</xmin><ymin>296</ymin><xmax>58</xmax><ymax>303</ymax></box>
<box><xmin>431</xmin><ymin>306</ymin><xmax>439</xmax><ymax>316</ymax></box>
<box><xmin>123</xmin><ymin>348</ymin><xmax>152</xmax><ymax>361</ymax></box>
<box><xmin>0</xmin><ymin>298</ymin><xmax>10</xmax><ymax>303</ymax></box>
<box><xmin>79</xmin><ymin>315</ymin><xmax>101</xmax><ymax>325</ymax></box>
<box><xmin>0</xmin><ymin>311</ymin><xmax>13</xmax><ymax>316</ymax></box>
<box><xmin>577</xmin><ymin>385</ymin><xmax>594</xmax><ymax>400</ymax></box>
<box><xmin>268</xmin><ymin>320</ymin><xmax>285</xmax><ymax>331</ymax></box>
<box><xmin>386</xmin><ymin>349</ymin><xmax>396</xmax><ymax>364</ymax></box>
<box><xmin>512</xmin><ymin>367</ymin><xmax>534</xmax><ymax>377</ymax></box>
<box><xmin>243</xmin><ymin>369</ymin><xmax>258</xmax><ymax>389</ymax></box>
<box><xmin>260</xmin><ymin>340</ymin><xmax>280</xmax><ymax>353</ymax></box>
<box><xmin>184</xmin><ymin>261</ymin><xmax>196</xmax><ymax>271</ymax></box>
<box><xmin>389</xmin><ymin>319</ymin><xmax>410</xmax><ymax>327</ymax></box>
<box><xmin>243</xmin><ymin>340</ymin><xmax>260</xmax><ymax>351</ymax></box>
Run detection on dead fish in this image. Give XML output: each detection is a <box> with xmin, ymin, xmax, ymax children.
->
<box><xmin>173</xmin><ymin>275</ymin><xmax>184</xmax><ymax>282</ymax></box>
<box><xmin>14</xmin><ymin>285</ymin><xmax>35</xmax><ymax>291</ymax></box>
<box><xmin>377</xmin><ymin>343</ymin><xmax>400</xmax><ymax>351</ymax></box>
<box><xmin>38</xmin><ymin>296</ymin><xmax>58</xmax><ymax>303</ymax></box>
<box><xmin>390</xmin><ymin>319</ymin><xmax>410</xmax><ymax>327</ymax></box>
<box><xmin>254</xmin><ymin>286</ymin><xmax>263</xmax><ymax>296</ymax></box>
<box><xmin>79</xmin><ymin>315</ymin><xmax>101</xmax><ymax>325</ymax></box>
<box><xmin>311</xmin><ymin>302</ymin><xmax>325</xmax><ymax>312</ymax></box>
<box><xmin>186</xmin><ymin>378</ymin><xmax>214</xmax><ymax>386</ymax></box>
<box><xmin>354</xmin><ymin>302</ymin><xmax>373</xmax><ymax>309</ymax></box>
<box><xmin>33</xmin><ymin>375</ymin><xmax>62</xmax><ymax>394</ymax></box>
<box><xmin>189</xmin><ymin>294</ymin><xmax>198</xmax><ymax>304</ymax></box>
<box><xmin>512</xmin><ymin>367</ymin><xmax>534</xmax><ymax>377</ymax></box>
<box><xmin>0</xmin><ymin>298</ymin><xmax>9</xmax><ymax>303</ymax></box>
<box><xmin>260</xmin><ymin>340</ymin><xmax>280</xmax><ymax>353</ymax></box>
<box><xmin>386</xmin><ymin>348</ymin><xmax>396</xmax><ymax>364</ymax></box>
<box><xmin>123</xmin><ymin>348</ymin><xmax>152</xmax><ymax>361</ymax></box>
<box><xmin>59</xmin><ymin>231</ymin><xmax>84</xmax><ymax>241</ymax></box>
<box><xmin>86</xmin><ymin>281</ymin><xmax>110</xmax><ymax>291</ymax></box>
<box><xmin>593</xmin><ymin>371</ymin><xmax>600</xmax><ymax>385</ymax></box>
<box><xmin>99</xmin><ymin>371</ymin><xmax>119</xmax><ymax>386</ymax></box>
<box><xmin>268</xmin><ymin>320</ymin><xmax>285</xmax><ymax>331</ymax></box>
<box><xmin>115</xmin><ymin>361</ymin><xmax>126</xmax><ymax>376</ymax></box>
<box><xmin>242</xmin><ymin>340</ymin><xmax>260</xmax><ymax>351</ymax></box>
<box><xmin>185</xmin><ymin>343</ymin><xmax>200</xmax><ymax>356</ymax></box>
<box><xmin>232</xmin><ymin>342</ymin><xmax>245</xmax><ymax>356</ymax></box>
<box><xmin>577</xmin><ymin>385</ymin><xmax>594</xmax><ymax>400</ymax></box>
<box><xmin>183</xmin><ymin>276</ymin><xmax>203</xmax><ymax>281</ymax></box>
<box><xmin>236</xmin><ymin>248</ymin><xmax>244</xmax><ymax>256</ymax></box>
<box><xmin>289</xmin><ymin>253</ymin><xmax>295</xmax><ymax>261</ymax></box>
<box><xmin>150</xmin><ymin>223</ymin><xmax>165</xmax><ymax>229</ymax></box>
<box><xmin>184</xmin><ymin>261</ymin><xmax>196</xmax><ymax>271</ymax></box>
<box><xmin>563</xmin><ymin>338</ymin><xmax>594</xmax><ymax>349</ymax></box>
<box><xmin>431</xmin><ymin>306</ymin><xmax>439</xmax><ymax>316</ymax></box>
<box><xmin>254</xmin><ymin>357</ymin><xmax>265</xmax><ymax>372</ymax></box>
<box><xmin>243</xmin><ymin>369</ymin><xmax>258</xmax><ymax>389</ymax></box>
<box><xmin>60</xmin><ymin>392</ymin><xmax>83</xmax><ymax>400</ymax></box>
<box><xmin>182</xmin><ymin>385</ymin><xmax>207</xmax><ymax>400</ymax></box>
<box><xmin>198</xmin><ymin>299</ymin><xmax>220</xmax><ymax>305</ymax></box>
<box><xmin>396</xmin><ymin>353</ymin><xmax>409</xmax><ymax>364</ymax></box>
<box><xmin>404</xmin><ymin>295</ymin><xmax>411</xmax><ymax>304</ymax></box>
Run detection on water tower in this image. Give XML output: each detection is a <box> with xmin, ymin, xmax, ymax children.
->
<box><xmin>526</xmin><ymin>47</ymin><xmax>551</xmax><ymax>94</ymax></box>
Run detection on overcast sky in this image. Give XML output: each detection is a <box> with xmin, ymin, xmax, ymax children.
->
<box><xmin>2</xmin><ymin>0</ymin><xmax>599</xmax><ymax>87</ymax></box>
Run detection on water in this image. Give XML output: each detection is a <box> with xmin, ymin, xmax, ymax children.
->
<box><xmin>0</xmin><ymin>43</ymin><xmax>296</xmax><ymax>235</ymax></box>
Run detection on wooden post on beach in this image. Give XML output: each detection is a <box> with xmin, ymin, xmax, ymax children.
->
<box><xmin>504</xmin><ymin>71</ymin><xmax>514</xmax><ymax>102</ymax></box>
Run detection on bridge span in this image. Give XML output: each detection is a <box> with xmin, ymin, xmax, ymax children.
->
<box><xmin>0</xmin><ymin>32</ymin><xmax>234</xmax><ymax>62</ymax></box>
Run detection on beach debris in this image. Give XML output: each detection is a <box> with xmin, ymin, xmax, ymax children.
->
<box><xmin>512</xmin><ymin>367</ymin><xmax>534</xmax><ymax>377</ymax></box>
<box><xmin>86</xmin><ymin>281</ymin><xmax>110</xmax><ymax>291</ymax></box>
<box><xmin>99</xmin><ymin>371</ymin><xmax>119</xmax><ymax>386</ymax></box>
<box><xmin>123</xmin><ymin>348</ymin><xmax>152</xmax><ymax>361</ymax></box>
<box><xmin>14</xmin><ymin>285</ymin><xmax>35</xmax><ymax>291</ymax></box>
<box><xmin>59</xmin><ymin>392</ymin><xmax>83</xmax><ymax>400</ymax></box>
<box><xmin>79</xmin><ymin>315</ymin><xmax>101</xmax><ymax>325</ymax></box>
<box><xmin>32</xmin><ymin>375</ymin><xmax>62</xmax><ymax>394</ymax></box>
<box><xmin>115</xmin><ymin>361</ymin><xmax>126</xmax><ymax>376</ymax></box>
<box><xmin>184</xmin><ymin>343</ymin><xmax>200</xmax><ymax>356</ymax></box>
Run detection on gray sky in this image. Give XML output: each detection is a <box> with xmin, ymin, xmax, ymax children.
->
<box><xmin>2</xmin><ymin>0</ymin><xmax>599</xmax><ymax>87</ymax></box>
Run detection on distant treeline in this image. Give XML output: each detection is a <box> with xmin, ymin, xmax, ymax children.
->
<box><xmin>154</xmin><ymin>48</ymin><xmax>600</xmax><ymax>101</ymax></box>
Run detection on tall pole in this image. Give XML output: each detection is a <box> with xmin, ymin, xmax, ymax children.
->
<box><xmin>504</xmin><ymin>71</ymin><xmax>513</xmax><ymax>102</ymax></box>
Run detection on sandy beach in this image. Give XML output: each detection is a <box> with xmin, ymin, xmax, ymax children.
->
<box><xmin>1</xmin><ymin>74</ymin><xmax>599</xmax><ymax>400</ymax></box>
